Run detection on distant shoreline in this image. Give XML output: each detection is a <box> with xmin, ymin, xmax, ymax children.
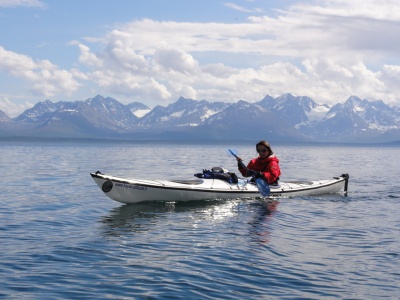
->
<box><xmin>1</xmin><ymin>135</ymin><xmax>399</xmax><ymax>147</ymax></box>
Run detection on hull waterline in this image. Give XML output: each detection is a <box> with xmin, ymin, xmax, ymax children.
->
<box><xmin>90</xmin><ymin>172</ymin><xmax>349</xmax><ymax>204</ymax></box>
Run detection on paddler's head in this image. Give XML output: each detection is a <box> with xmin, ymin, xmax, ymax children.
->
<box><xmin>256</xmin><ymin>140</ymin><xmax>273</xmax><ymax>158</ymax></box>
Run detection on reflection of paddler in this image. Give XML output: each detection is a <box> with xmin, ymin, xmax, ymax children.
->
<box><xmin>249</xmin><ymin>200</ymin><xmax>279</xmax><ymax>244</ymax></box>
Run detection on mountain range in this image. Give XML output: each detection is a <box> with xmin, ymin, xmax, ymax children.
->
<box><xmin>1</xmin><ymin>94</ymin><xmax>400</xmax><ymax>143</ymax></box>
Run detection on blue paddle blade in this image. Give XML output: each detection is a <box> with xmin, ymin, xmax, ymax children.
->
<box><xmin>227</xmin><ymin>148</ymin><xmax>237</xmax><ymax>157</ymax></box>
<box><xmin>256</xmin><ymin>178</ymin><xmax>270</xmax><ymax>197</ymax></box>
<box><xmin>228</xmin><ymin>148</ymin><xmax>247</xmax><ymax>169</ymax></box>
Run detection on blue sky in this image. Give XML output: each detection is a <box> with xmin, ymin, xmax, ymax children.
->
<box><xmin>1</xmin><ymin>0</ymin><xmax>400</xmax><ymax>116</ymax></box>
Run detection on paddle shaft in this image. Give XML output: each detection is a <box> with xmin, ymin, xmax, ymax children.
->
<box><xmin>230</xmin><ymin>149</ymin><xmax>261</xmax><ymax>177</ymax></box>
<box><xmin>231</xmin><ymin>153</ymin><xmax>249</xmax><ymax>172</ymax></box>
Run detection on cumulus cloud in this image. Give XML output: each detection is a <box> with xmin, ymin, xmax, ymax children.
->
<box><xmin>0</xmin><ymin>0</ymin><xmax>45</xmax><ymax>8</ymax></box>
<box><xmin>153</xmin><ymin>46</ymin><xmax>200</xmax><ymax>74</ymax></box>
<box><xmin>78</xmin><ymin>33</ymin><xmax>400</xmax><ymax>106</ymax></box>
<box><xmin>0</xmin><ymin>96</ymin><xmax>33</xmax><ymax>117</ymax></box>
<box><xmin>224</xmin><ymin>2</ymin><xmax>257</xmax><ymax>13</ymax></box>
<box><xmin>72</xmin><ymin>0</ymin><xmax>400</xmax><ymax>107</ymax></box>
<box><xmin>0</xmin><ymin>46</ymin><xmax>81</xmax><ymax>98</ymax></box>
<box><xmin>80</xmin><ymin>1</ymin><xmax>400</xmax><ymax>62</ymax></box>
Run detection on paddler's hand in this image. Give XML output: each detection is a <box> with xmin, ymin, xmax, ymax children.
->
<box><xmin>236</xmin><ymin>157</ymin><xmax>243</xmax><ymax>168</ymax></box>
<box><xmin>248</xmin><ymin>170</ymin><xmax>263</xmax><ymax>178</ymax></box>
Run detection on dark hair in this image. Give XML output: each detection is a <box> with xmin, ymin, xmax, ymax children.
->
<box><xmin>256</xmin><ymin>140</ymin><xmax>273</xmax><ymax>156</ymax></box>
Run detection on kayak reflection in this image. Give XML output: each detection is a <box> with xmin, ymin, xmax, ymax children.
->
<box><xmin>100</xmin><ymin>199</ymin><xmax>246</xmax><ymax>237</ymax></box>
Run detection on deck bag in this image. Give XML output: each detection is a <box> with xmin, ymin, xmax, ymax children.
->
<box><xmin>194</xmin><ymin>167</ymin><xmax>238</xmax><ymax>184</ymax></box>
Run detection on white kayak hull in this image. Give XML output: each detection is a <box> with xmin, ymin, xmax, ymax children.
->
<box><xmin>90</xmin><ymin>171</ymin><xmax>349</xmax><ymax>204</ymax></box>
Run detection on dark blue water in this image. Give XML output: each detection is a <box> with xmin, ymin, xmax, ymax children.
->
<box><xmin>1</xmin><ymin>140</ymin><xmax>399</xmax><ymax>299</ymax></box>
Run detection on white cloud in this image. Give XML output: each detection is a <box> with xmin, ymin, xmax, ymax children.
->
<box><xmin>0</xmin><ymin>46</ymin><xmax>81</xmax><ymax>98</ymax></box>
<box><xmin>224</xmin><ymin>2</ymin><xmax>255</xmax><ymax>13</ymax></box>
<box><xmin>0</xmin><ymin>96</ymin><xmax>33</xmax><ymax>117</ymax></box>
<box><xmin>153</xmin><ymin>45</ymin><xmax>200</xmax><ymax>74</ymax></box>
<box><xmin>292</xmin><ymin>0</ymin><xmax>400</xmax><ymax>22</ymax></box>
<box><xmin>0</xmin><ymin>0</ymin><xmax>45</xmax><ymax>8</ymax></box>
<box><xmin>72</xmin><ymin>0</ymin><xmax>400</xmax><ymax>107</ymax></box>
<box><xmin>78</xmin><ymin>30</ymin><xmax>400</xmax><ymax>106</ymax></box>
<box><xmin>81</xmin><ymin>1</ymin><xmax>400</xmax><ymax>64</ymax></box>
<box><xmin>75</xmin><ymin>43</ymin><xmax>103</xmax><ymax>67</ymax></box>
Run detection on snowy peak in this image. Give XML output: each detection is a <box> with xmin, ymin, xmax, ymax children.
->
<box><xmin>257</xmin><ymin>93</ymin><xmax>326</xmax><ymax>126</ymax></box>
<box><xmin>207</xmin><ymin>100</ymin><xmax>262</xmax><ymax>124</ymax></box>
<box><xmin>77</xmin><ymin>95</ymin><xmax>139</xmax><ymax>131</ymax></box>
<box><xmin>11</xmin><ymin>95</ymin><xmax>139</xmax><ymax>134</ymax></box>
<box><xmin>258</xmin><ymin>95</ymin><xmax>276</xmax><ymax>108</ymax></box>
<box><xmin>299</xmin><ymin>95</ymin><xmax>400</xmax><ymax>142</ymax></box>
<box><xmin>203</xmin><ymin>100</ymin><xmax>309</xmax><ymax>142</ymax></box>
<box><xmin>13</xmin><ymin>99</ymin><xmax>60</xmax><ymax>123</ymax></box>
<box><xmin>138</xmin><ymin>97</ymin><xmax>229</xmax><ymax>127</ymax></box>
<box><xmin>328</xmin><ymin>96</ymin><xmax>398</xmax><ymax>127</ymax></box>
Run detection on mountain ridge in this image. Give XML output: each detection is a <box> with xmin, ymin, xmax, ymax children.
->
<box><xmin>1</xmin><ymin>94</ymin><xmax>400</xmax><ymax>143</ymax></box>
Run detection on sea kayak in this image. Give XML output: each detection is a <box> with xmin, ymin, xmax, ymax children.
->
<box><xmin>90</xmin><ymin>171</ymin><xmax>349</xmax><ymax>204</ymax></box>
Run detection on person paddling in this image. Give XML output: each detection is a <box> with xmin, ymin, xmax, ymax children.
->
<box><xmin>236</xmin><ymin>140</ymin><xmax>281</xmax><ymax>185</ymax></box>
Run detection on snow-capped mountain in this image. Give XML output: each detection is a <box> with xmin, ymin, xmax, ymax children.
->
<box><xmin>197</xmin><ymin>100</ymin><xmax>310</xmax><ymax>141</ymax></box>
<box><xmin>137</xmin><ymin>97</ymin><xmax>229</xmax><ymax>128</ymax></box>
<box><xmin>299</xmin><ymin>96</ymin><xmax>400</xmax><ymax>142</ymax></box>
<box><xmin>75</xmin><ymin>95</ymin><xmax>139</xmax><ymax>131</ymax></box>
<box><xmin>1</xmin><ymin>94</ymin><xmax>400</xmax><ymax>143</ymax></box>
<box><xmin>9</xmin><ymin>95</ymin><xmax>138</xmax><ymax>137</ymax></box>
<box><xmin>257</xmin><ymin>93</ymin><xmax>330</xmax><ymax>126</ymax></box>
<box><xmin>13</xmin><ymin>100</ymin><xmax>63</xmax><ymax>123</ymax></box>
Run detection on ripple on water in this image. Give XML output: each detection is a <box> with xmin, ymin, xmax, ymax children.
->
<box><xmin>1</xmin><ymin>142</ymin><xmax>400</xmax><ymax>299</ymax></box>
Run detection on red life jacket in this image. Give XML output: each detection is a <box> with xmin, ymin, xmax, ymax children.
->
<box><xmin>239</xmin><ymin>155</ymin><xmax>281</xmax><ymax>184</ymax></box>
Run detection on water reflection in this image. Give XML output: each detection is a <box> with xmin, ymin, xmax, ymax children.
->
<box><xmin>100</xmin><ymin>198</ymin><xmax>282</xmax><ymax>249</ymax></box>
<box><xmin>100</xmin><ymin>199</ymin><xmax>242</xmax><ymax>237</ymax></box>
<box><xmin>247</xmin><ymin>199</ymin><xmax>279</xmax><ymax>244</ymax></box>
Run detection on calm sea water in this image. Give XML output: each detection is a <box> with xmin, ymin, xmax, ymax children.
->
<box><xmin>0</xmin><ymin>140</ymin><xmax>399</xmax><ymax>299</ymax></box>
